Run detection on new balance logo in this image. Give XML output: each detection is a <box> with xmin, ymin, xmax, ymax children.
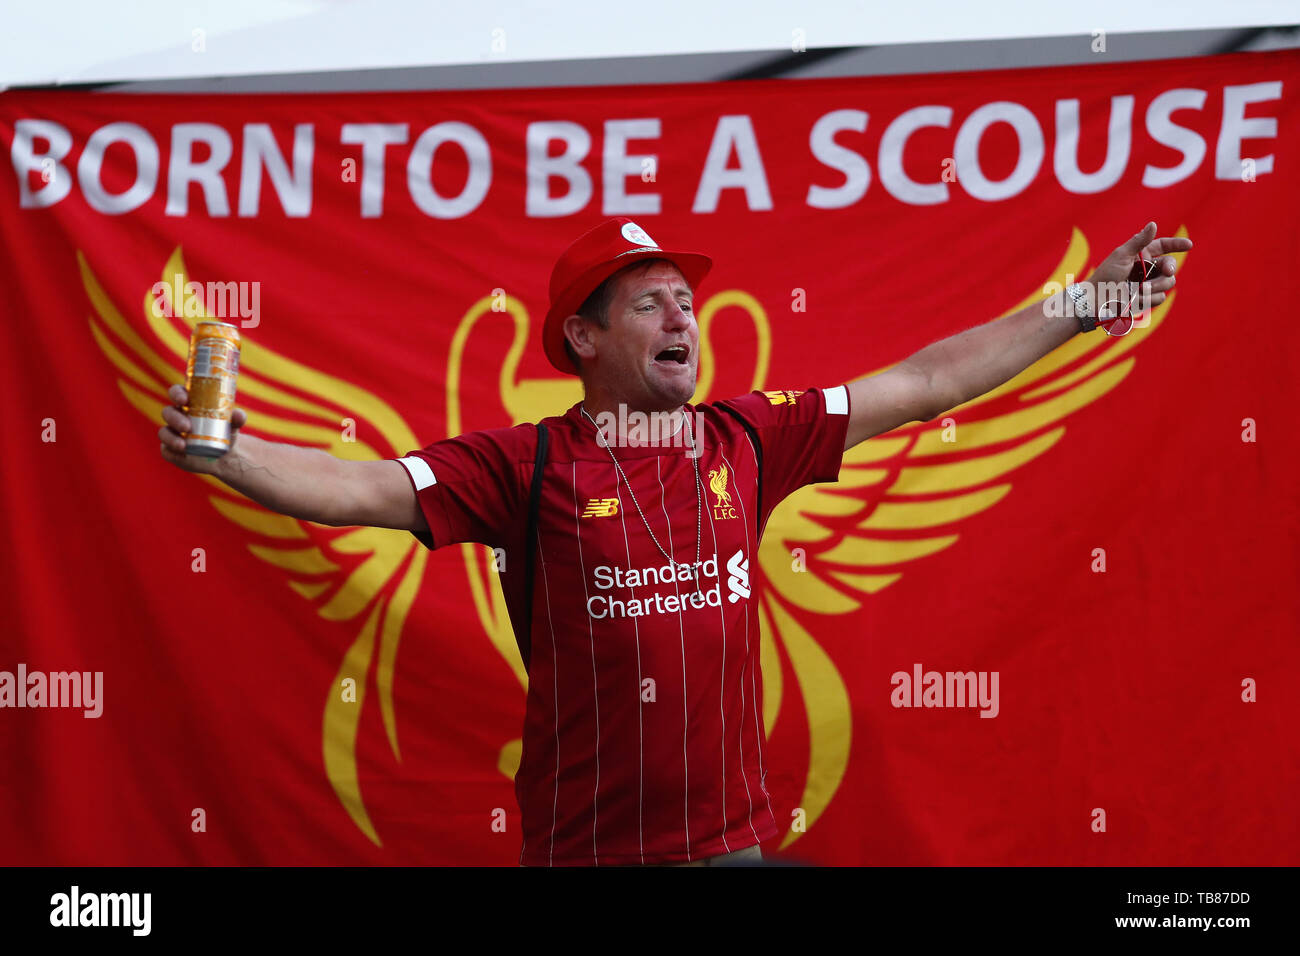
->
<box><xmin>726</xmin><ymin>549</ymin><xmax>750</xmax><ymax>603</ymax></box>
<box><xmin>581</xmin><ymin>498</ymin><xmax>620</xmax><ymax>518</ymax></box>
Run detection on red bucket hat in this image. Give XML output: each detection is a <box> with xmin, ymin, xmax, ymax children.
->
<box><xmin>543</xmin><ymin>217</ymin><xmax>712</xmax><ymax>375</ymax></box>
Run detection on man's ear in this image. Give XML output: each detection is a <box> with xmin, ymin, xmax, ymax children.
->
<box><xmin>562</xmin><ymin>313</ymin><xmax>597</xmax><ymax>364</ymax></box>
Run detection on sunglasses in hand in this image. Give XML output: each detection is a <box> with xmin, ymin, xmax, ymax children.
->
<box><xmin>1096</xmin><ymin>252</ymin><xmax>1161</xmax><ymax>337</ymax></box>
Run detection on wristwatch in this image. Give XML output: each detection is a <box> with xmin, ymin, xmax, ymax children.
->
<box><xmin>1066</xmin><ymin>283</ymin><xmax>1097</xmax><ymax>333</ymax></box>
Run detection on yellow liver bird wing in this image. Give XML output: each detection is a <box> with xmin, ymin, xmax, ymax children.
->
<box><xmin>78</xmin><ymin>247</ymin><xmax>427</xmax><ymax>847</ymax></box>
<box><xmin>760</xmin><ymin>225</ymin><xmax>1191</xmax><ymax>848</ymax></box>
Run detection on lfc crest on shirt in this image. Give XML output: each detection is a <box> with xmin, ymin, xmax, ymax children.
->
<box><xmin>708</xmin><ymin>463</ymin><xmax>737</xmax><ymax>520</ymax></box>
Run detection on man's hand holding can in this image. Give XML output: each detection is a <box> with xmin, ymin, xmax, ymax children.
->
<box><xmin>158</xmin><ymin>383</ymin><xmax>247</xmax><ymax>475</ymax></box>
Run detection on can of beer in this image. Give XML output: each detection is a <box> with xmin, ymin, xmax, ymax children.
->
<box><xmin>183</xmin><ymin>321</ymin><xmax>241</xmax><ymax>457</ymax></box>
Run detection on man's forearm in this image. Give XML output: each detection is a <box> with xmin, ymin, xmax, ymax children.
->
<box><xmin>841</xmin><ymin>223</ymin><xmax>1178</xmax><ymax>446</ymax></box>
<box><xmin>906</xmin><ymin>287</ymin><xmax>1081</xmax><ymax>419</ymax></box>
<box><xmin>212</xmin><ymin>434</ymin><xmax>352</xmax><ymax>526</ymax></box>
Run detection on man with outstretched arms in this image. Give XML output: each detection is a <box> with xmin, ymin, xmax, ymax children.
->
<box><xmin>158</xmin><ymin>217</ymin><xmax>1189</xmax><ymax>866</ymax></box>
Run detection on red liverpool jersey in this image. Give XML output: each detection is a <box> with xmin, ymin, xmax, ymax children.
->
<box><xmin>395</xmin><ymin>385</ymin><xmax>851</xmax><ymax>865</ymax></box>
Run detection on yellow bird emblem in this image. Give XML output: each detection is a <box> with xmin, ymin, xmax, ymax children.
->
<box><xmin>79</xmin><ymin>224</ymin><xmax>1188</xmax><ymax>854</ymax></box>
<box><xmin>708</xmin><ymin>463</ymin><xmax>732</xmax><ymax>508</ymax></box>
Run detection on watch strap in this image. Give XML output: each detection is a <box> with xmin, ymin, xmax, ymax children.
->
<box><xmin>1066</xmin><ymin>283</ymin><xmax>1097</xmax><ymax>333</ymax></box>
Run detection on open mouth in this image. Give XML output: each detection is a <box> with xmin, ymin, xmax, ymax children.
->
<box><xmin>653</xmin><ymin>344</ymin><xmax>690</xmax><ymax>365</ymax></box>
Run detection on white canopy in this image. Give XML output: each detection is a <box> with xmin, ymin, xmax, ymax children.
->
<box><xmin>3</xmin><ymin>0</ymin><xmax>1298</xmax><ymax>90</ymax></box>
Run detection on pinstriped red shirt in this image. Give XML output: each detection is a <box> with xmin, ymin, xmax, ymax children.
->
<box><xmin>397</xmin><ymin>386</ymin><xmax>850</xmax><ymax>865</ymax></box>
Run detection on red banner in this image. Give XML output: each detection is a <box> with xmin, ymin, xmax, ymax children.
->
<box><xmin>2</xmin><ymin>49</ymin><xmax>1297</xmax><ymax>865</ymax></box>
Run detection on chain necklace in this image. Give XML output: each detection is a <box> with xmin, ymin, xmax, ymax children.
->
<box><xmin>580</xmin><ymin>404</ymin><xmax>705</xmax><ymax>597</ymax></box>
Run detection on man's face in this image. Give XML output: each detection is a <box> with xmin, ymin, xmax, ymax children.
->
<box><xmin>588</xmin><ymin>261</ymin><xmax>698</xmax><ymax>410</ymax></box>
